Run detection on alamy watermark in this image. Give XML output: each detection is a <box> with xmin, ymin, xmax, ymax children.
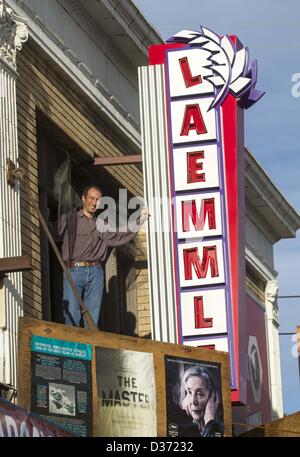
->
<box><xmin>290</xmin><ymin>333</ymin><xmax>300</xmax><ymax>358</ymax></box>
<box><xmin>291</xmin><ymin>73</ymin><xmax>300</xmax><ymax>97</ymax></box>
<box><xmin>95</xmin><ymin>188</ymin><xmax>209</xmax><ymax>237</ymax></box>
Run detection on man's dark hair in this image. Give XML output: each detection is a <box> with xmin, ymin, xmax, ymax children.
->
<box><xmin>82</xmin><ymin>185</ymin><xmax>102</xmax><ymax>198</ymax></box>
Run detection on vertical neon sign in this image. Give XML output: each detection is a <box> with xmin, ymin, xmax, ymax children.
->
<box><xmin>141</xmin><ymin>27</ymin><xmax>264</xmax><ymax>402</ymax></box>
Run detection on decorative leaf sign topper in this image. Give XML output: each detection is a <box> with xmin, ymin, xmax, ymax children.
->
<box><xmin>167</xmin><ymin>27</ymin><xmax>265</xmax><ymax>109</ymax></box>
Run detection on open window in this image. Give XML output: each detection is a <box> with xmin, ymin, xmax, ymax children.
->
<box><xmin>37</xmin><ymin>113</ymin><xmax>138</xmax><ymax>334</ymax></box>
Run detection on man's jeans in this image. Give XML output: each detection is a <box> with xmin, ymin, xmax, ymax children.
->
<box><xmin>63</xmin><ymin>265</ymin><xmax>104</xmax><ymax>328</ymax></box>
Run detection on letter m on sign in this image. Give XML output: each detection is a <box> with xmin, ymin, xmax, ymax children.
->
<box><xmin>183</xmin><ymin>246</ymin><xmax>219</xmax><ymax>280</ymax></box>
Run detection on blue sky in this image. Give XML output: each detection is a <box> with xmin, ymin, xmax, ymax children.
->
<box><xmin>134</xmin><ymin>0</ymin><xmax>300</xmax><ymax>414</ymax></box>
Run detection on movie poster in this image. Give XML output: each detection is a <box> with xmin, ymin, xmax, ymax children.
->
<box><xmin>96</xmin><ymin>347</ymin><xmax>157</xmax><ymax>437</ymax></box>
<box><xmin>165</xmin><ymin>355</ymin><xmax>224</xmax><ymax>437</ymax></box>
<box><xmin>31</xmin><ymin>336</ymin><xmax>92</xmax><ymax>436</ymax></box>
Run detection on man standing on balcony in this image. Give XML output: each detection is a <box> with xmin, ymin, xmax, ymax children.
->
<box><xmin>58</xmin><ymin>185</ymin><xmax>149</xmax><ymax>328</ymax></box>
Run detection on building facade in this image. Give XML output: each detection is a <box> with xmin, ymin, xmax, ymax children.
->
<box><xmin>0</xmin><ymin>0</ymin><xmax>299</xmax><ymax>429</ymax></box>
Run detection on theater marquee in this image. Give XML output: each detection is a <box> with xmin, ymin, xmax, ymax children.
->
<box><xmin>139</xmin><ymin>27</ymin><xmax>264</xmax><ymax>402</ymax></box>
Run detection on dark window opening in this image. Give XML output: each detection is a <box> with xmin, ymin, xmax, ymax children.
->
<box><xmin>37</xmin><ymin>112</ymin><xmax>138</xmax><ymax>334</ymax></box>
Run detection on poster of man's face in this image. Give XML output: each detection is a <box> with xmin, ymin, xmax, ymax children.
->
<box><xmin>165</xmin><ymin>355</ymin><xmax>224</xmax><ymax>437</ymax></box>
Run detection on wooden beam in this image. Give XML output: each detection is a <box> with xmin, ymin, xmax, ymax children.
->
<box><xmin>0</xmin><ymin>256</ymin><xmax>32</xmax><ymax>273</ymax></box>
<box><xmin>94</xmin><ymin>155</ymin><xmax>143</xmax><ymax>166</ymax></box>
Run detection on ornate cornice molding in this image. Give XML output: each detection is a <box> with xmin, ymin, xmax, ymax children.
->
<box><xmin>0</xmin><ymin>0</ymin><xmax>28</xmax><ymax>70</ymax></box>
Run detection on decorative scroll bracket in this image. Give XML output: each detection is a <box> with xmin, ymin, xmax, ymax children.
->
<box><xmin>0</xmin><ymin>0</ymin><xmax>28</xmax><ymax>71</ymax></box>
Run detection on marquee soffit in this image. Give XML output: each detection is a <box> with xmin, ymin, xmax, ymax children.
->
<box><xmin>245</xmin><ymin>147</ymin><xmax>300</xmax><ymax>240</ymax></box>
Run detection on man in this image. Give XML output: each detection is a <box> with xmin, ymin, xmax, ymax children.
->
<box><xmin>59</xmin><ymin>185</ymin><xmax>149</xmax><ymax>328</ymax></box>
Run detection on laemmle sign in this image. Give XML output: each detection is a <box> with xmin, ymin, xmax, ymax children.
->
<box><xmin>138</xmin><ymin>27</ymin><xmax>263</xmax><ymax>402</ymax></box>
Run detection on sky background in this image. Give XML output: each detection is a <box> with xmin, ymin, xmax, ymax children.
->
<box><xmin>133</xmin><ymin>0</ymin><xmax>300</xmax><ymax>414</ymax></box>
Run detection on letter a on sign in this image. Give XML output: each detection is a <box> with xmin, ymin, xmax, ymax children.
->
<box><xmin>180</xmin><ymin>104</ymin><xmax>207</xmax><ymax>136</ymax></box>
<box><xmin>140</xmin><ymin>25</ymin><xmax>264</xmax><ymax>404</ymax></box>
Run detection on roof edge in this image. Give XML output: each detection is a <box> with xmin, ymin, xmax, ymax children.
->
<box><xmin>245</xmin><ymin>146</ymin><xmax>300</xmax><ymax>239</ymax></box>
<box><xmin>99</xmin><ymin>0</ymin><xmax>164</xmax><ymax>55</ymax></box>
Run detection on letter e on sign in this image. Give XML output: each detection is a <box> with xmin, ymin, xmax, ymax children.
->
<box><xmin>187</xmin><ymin>151</ymin><xmax>205</xmax><ymax>183</ymax></box>
<box><xmin>173</xmin><ymin>145</ymin><xmax>220</xmax><ymax>191</ymax></box>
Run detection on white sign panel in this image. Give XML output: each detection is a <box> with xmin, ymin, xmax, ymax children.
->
<box><xmin>167</xmin><ymin>48</ymin><xmax>214</xmax><ymax>97</ymax></box>
<box><xmin>180</xmin><ymin>288</ymin><xmax>228</xmax><ymax>336</ymax></box>
<box><xmin>170</xmin><ymin>97</ymin><xmax>217</xmax><ymax>144</ymax></box>
<box><xmin>178</xmin><ymin>239</ymin><xmax>225</xmax><ymax>287</ymax></box>
<box><xmin>175</xmin><ymin>192</ymin><xmax>223</xmax><ymax>239</ymax></box>
<box><xmin>184</xmin><ymin>337</ymin><xmax>229</xmax><ymax>352</ymax></box>
<box><xmin>173</xmin><ymin>144</ymin><xmax>220</xmax><ymax>192</ymax></box>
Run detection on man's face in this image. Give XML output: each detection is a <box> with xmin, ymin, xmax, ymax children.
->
<box><xmin>82</xmin><ymin>188</ymin><xmax>102</xmax><ymax>215</ymax></box>
<box><xmin>185</xmin><ymin>375</ymin><xmax>210</xmax><ymax>422</ymax></box>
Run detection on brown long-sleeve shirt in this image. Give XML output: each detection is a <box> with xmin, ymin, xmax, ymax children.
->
<box><xmin>59</xmin><ymin>210</ymin><xmax>141</xmax><ymax>263</ymax></box>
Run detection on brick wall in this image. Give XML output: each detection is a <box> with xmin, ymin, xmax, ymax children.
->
<box><xmin>134</xmin><ymin>229</ymin><xmax>151</xmax><ymax>337</ymax></box>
